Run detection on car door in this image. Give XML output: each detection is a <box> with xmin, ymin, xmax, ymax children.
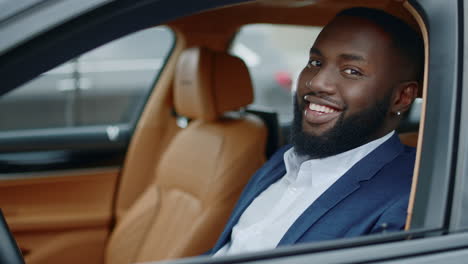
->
<box><xmin>0</xmin><ymin>25</ymin><xmax>175</xmax><ymax>264</ymax></box>
<box><xmin>148</xmin><ymin>0</ymin><xmax>468</xmax><ymax>262</ymax></box>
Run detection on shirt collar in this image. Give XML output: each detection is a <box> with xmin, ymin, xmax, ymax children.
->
<box><xmin>283</xmin><ymin>147</ymin><xmax>308</xmax><ymax>177</ymax></box>
<box><xmin>283</xmin><ymin>131</ymin><xmax>395</xmax><ymax>184</ymax></box>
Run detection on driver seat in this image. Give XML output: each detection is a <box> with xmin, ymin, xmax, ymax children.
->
<box><xmin>105</xmin><ymin>47</ymin><xmax>267</xmax><ymax>263</ymax></box>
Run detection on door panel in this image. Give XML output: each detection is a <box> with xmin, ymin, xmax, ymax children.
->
<box><xmin>16</xmin><ymin>229</ymin><xmax>108</xmax><ymax>264</ymax></box>
<box><xmin>0</xmin><ymin>125</ymin><xmax>130</xmax><ymax>173</ymax></box>
<box><xmin>0</xmin><ymin>170</ymin><xmax>118</xmax><ymax>264</ymax></box>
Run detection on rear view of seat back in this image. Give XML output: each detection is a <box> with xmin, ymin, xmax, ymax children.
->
<box><xmin>105</xmin><ymin>47</ymin><xmax>267</xmax><ymax>263</ymax></box>
<box><xmin>399</xmin><ymin>131</ymin><xmax>418</xmax><ymax>147</ymax></box>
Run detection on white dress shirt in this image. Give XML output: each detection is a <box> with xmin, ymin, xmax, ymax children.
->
<box><xmin>214</xmin><ymin>131</ymin><xmax>395</xmax><ymax>256</ymax></box>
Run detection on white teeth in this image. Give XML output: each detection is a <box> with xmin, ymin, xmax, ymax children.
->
<box><xmin>308</xmin><ymin>103</ymin><xmax>317</xmax><ymax>111</ymax></box>
<box><xmin>308</xmin><ymin>103</ymin><xmax>337</xmax><ymax>113</ymax></box>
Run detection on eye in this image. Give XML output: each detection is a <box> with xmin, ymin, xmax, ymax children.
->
<box><xmin>307</xmin><ymin>59</ymin><xmax>321</xmax><ymax>68</ymax></box>
<box><xmin>343</xmin><ymin>68</ymin><xmax>363</xmax><ymax>76</ymax></box>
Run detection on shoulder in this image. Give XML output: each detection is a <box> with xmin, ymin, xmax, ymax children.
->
<box><xmin>360</xmin><ymin>142</ymin><xmax>415</xmax><ymax>200</ymax></box>
<box><xmin>391</xmin><ymin>144</ymin><xmax>416</xmax><ymax>171</ymax></box>
<box><xmin>402</xmin><ymin>145</ymin><xmax>417</xmax><ymax>158</ymax></box>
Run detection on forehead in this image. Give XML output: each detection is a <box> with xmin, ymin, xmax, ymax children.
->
<box><xmin>312</xmin><ymin>16</ymin><xmax>394</xmax><ymax>60</ymax></box>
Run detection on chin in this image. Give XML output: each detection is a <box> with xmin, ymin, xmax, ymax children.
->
<box><xmin>301</xmin><ymin>121</ymin><xmax>337</xmax><ymax>138</ymax></box>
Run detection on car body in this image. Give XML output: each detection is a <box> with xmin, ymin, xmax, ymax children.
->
<box><xmin>0</xmin><ymin>0</ymin><xmax>467</xmax><ymax>263</ymax></box>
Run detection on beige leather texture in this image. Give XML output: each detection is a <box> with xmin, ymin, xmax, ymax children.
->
<box><xmin>106</xmin><ymin>117</ymin><xmax>266</xmax><ymax>263</ymax></box>
<box><xmin>105</xmin><ymin>47</ymin><xmax>267</xmax><ymax>263</ymax></box>
<box><xmin>174</xmin><ymin>47</ymin><xmax>253</xmax><ymax>121</ymax></box>
<box><xmin>115</xmin><ymin>32</ymin><xmax>186</xmax><ymax>220</ymax></box>
<box><xmin>399</xmin><ymin>131</ymin><xmax>419</xmax><ymax>148</ymax></box>
<box><xmin>16</xmin><ymin>229</ymin><xmax>108</xmax><ymax>264</ymax></box>
<box><xmin>0</xmin><ymin>170</ymin><xmax>118</xmax><ymax>264</ymax></box>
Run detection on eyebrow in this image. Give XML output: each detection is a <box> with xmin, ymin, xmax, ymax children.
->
<box><xmin>339</xmin><ymin>53</ymin><xmax>366</xmax><ymax>62</ymax></box>
<box><xmin>309</xmin><ymin>47</ymin><xmax>322</xmax><ymax>56</ymax></box>
<box><xmin>310</xmin><ymin>47</ymin><xmax>367</xmax><ymax>63</ymax></box>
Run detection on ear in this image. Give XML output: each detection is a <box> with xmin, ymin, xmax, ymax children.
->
<box><xmin>390</xmin><ymin>81</ymin><xmax>419</xmax><ymax>115</ymax></box>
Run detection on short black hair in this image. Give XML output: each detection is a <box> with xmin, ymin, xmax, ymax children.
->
<box><xmin>336</xmin><ymin>7</ymin><xmax>424</xmax><ymax>82</ymax></box>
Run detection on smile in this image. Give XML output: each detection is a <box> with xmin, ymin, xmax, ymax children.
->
<box><xmin>308</xmin><ymin>103</ymin><xmax>338</xmax><ymax>114</ymax></box>
<box><xmin>303</xmin><ymin>100</ymin><xmax>343</xmax><ymax>125</ymax></box>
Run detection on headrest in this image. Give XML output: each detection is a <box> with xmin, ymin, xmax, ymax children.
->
<box><xmin>174</xmin><ymin>47</ymin><xmax>254</xmax><ymax>121</ymax></box>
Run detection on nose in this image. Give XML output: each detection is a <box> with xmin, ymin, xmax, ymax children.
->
<box><xmin>304</xmin><ymin>66</ymin><xmax>336</xmax><ymax>95</ymax></box>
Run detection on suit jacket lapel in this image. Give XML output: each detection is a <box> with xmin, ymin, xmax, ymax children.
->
<box><xmin>212</xmin><ymin>147</ymin><xmax>288</xmax><ymax>252</ymax></box>
<box><xmin>278</xmin><ymin>134</ymin><xmax>404</xmax><ymax>245</ymax></box>
<box><xmin>227</xmin><ymin>161</ymin><xmax>286</xmax><ymax>230</ymax></box>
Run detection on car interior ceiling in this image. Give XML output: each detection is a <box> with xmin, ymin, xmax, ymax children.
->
<box><xmin>0</xmin><ymin>0</ymin><xmax>428</xmax><ymax>263</ymax></box>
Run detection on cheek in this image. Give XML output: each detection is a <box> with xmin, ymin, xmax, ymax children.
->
<box><xmin>339</xmin><ymin>82</ymin><xmax>379</xmax><ymax>113</ymax></box>
<box><xmin>296</xmin><ymin>67</ymin><xmax>318</xmax><ymax>93</ymax></box>
<box><xmin>296</xmin><ymin>68</ymin><xmax>308</xmax><ymax>91</ymax></box>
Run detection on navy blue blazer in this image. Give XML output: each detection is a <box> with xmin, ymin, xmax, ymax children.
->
<box><xmin>208</xmin><ymin>133</ymin><xmax>416</xmax><ymax>254</ymax></box>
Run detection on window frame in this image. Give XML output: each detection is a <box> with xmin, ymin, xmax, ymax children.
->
<box><xmin>408</xmin><ymin>0</ymin><xmax>462</xmax><ymax>232</ymax></box>
<box><xmin>449</xmin><ymin>0</ymin><xmax>468</xmax><ymax>232</ymax></box>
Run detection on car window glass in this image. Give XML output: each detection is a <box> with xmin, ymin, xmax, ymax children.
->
<box><xmin>230</xmin><ymin>24</ymin><xmax>322</xmax><ymax>124</ymax></box>
<box><xmin>0</xmin><ymin>26</ymin><xmax>174</xmax><ymax>131</ymax></box>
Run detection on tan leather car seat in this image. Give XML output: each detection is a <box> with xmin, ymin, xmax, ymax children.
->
<box><xmin>105</xmin><ymin>47</ymin><xmax>267</xmax><ymax>264</ymax></box>
<box><xmin>399</xmin><ymin>131</ymin><xmax>418</xmax><ymax>147</ymax></box>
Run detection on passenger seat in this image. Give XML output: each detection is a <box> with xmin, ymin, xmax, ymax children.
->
<box><xmin>105</xmin><ymin>47</ymin><xmax>267</xmax><ymax>263</ymax></box>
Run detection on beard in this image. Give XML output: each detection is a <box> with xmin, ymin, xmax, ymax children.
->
<box><xmin>290</xmin><ymin>92</ymin><xmax>392</xmax><ymax>158</ymax></box>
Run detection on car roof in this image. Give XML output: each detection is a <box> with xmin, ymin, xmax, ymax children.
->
<box><xmin>0</xmin><ymin>0</ymin><xmax>113</xmax><ymax>57</ymax></box>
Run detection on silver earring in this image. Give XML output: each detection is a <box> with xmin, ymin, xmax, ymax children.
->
<box><xmin>305</xmin><ymin>80</ymin><xmax>312</xmax><ymax>88</ymax></box>
<box><xmin>397</xmin><ymin>111</ymin><xmax>401</xmax><ymax>116</ymax></box>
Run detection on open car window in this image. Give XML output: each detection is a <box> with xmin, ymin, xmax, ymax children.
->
<box><xmin>0</xmin><ymin>26</ymin><xmax>174</xmax><ymax>174</ymax></box>
<box><xmin>0</xmin><ymin>26</ymin><xmax>174</xmax><ymax>131</ymax></box>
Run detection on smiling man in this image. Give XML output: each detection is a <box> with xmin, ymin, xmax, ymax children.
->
<box><xmin>210</xmin><ymin>7</ymin><xmax>424</xmax><ymax>255</ymax></box>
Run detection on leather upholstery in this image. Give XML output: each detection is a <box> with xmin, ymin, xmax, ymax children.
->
<box><xmin>105</xmin><ymin>47</ymin><xmax>267</xmax><ymax>263</ymax></box>
<box><xmin>174</xmin><ymin>47</ymin><xmax>254</xmax><ymax>121</ymax></box>
<box><xmin>115</xmin><ymin>41</ymin><xmax>183</xmax><ymax>220</ymax></box>
<box><xmin>399</xmin><ymin>131</ymin><xmax>418</xmax><ymax>147</ymax></box>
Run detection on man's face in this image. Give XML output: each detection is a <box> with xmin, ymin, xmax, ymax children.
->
<box><xmin>292</xmin><ymin>16</ymin><xmax>402</xmax><ymax>157</ymax></box>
